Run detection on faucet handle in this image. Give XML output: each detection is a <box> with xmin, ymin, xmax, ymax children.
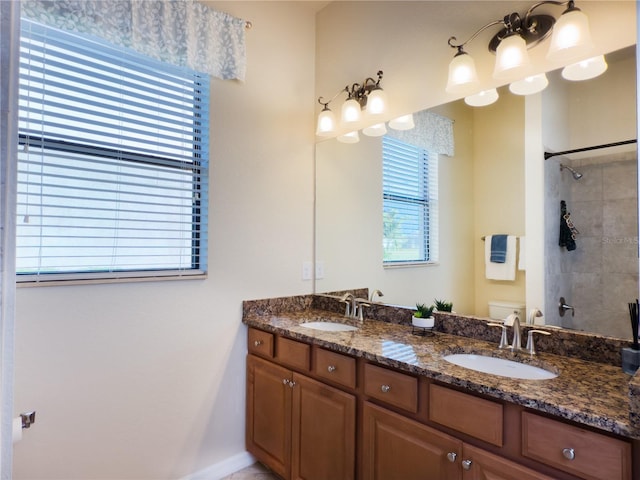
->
<box><xmin>488</xmin><ymin>323</ymin><xmax>510</xmax><ymax>349</ymax></box>
<box><xmin>526</xmin><ymin>330</ymin><xmax>551</xmax><ymax>355</ymax></box>
<box><xmin>354</xmin><ymin>299</ymin><xmax>370</xmax><ymax>321</ymax></box>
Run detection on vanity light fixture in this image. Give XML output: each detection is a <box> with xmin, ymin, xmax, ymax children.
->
<box><xmin>464</xmin><ymin>88</ymin><xmax>499</xmax><ymax>107</ymax></box>
<box><xmin>446</xmin><ymin>1</ymin><xmax>597</xmax><ymax>103</ymax></box>
<box><xmin>317</xmin><ymin>71</ymin><xmax>416</xmax><ymax>143</ymax></box>
<box><xmin>561</xmin><ymin>54</ymin><xmax>607</xmax><ymax>81</ymax></box>
<box><xmin>388</xmin><ymin>114</ymin><xmax>415</xmax><ymax>131</ymax></box>
<box><xmin>509</xmin><ymin>73</ymin><xmax>549</xmax><ymax>95</ymax></box>
<box><xmin>316</xmin><ymin>70</ymin><xmax>387</xmax><ymax>137</ymax></box>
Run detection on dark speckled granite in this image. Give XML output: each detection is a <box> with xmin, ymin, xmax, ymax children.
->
<box><xmin>434</xmin><ymin>312</ymin><xmax>629</xmax><ymax>367</ymax></box>
<box><xmin>243</xmin><ymin>293</ymin><xmax>640</xmax><ymax>440</ymax></box>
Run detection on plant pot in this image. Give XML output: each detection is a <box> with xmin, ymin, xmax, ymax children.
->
<box><xmin>412</xmin><ymin>316</ymin><xmax>434</xmax><ymax>328</ymax></box>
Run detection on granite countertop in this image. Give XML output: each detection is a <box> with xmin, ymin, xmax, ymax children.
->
<box><xmin>243</xmin><ymin>307</ymin><xmax>638</xmax><ymax>440</ymax></box>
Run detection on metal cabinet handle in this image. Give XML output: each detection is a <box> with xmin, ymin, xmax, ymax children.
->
<box><xmin>461</xmin><ymin>459</ymin><xmax>472</xmax><ymax>470</ymax></box>
<box><xmin>327</xmin><ymin>365</ymin><xmax>336</xmax><ymax>373</ymax></box>
<box><xmin>254</xmin><ymin>340</ymin><xmax>262</xmax><ymax>347</ymax></box>
<box><xmin>381</xmin><ymin>384</ymin><xmax>391</xmax><ymax>393</ymax></box>
<box><xmin>562</xmin><ymin>448</ymin><xmax>575</xmax><ymax>460</ymax></box>
<box><xmin>446</xmin><ymin>452</ymin><xmax>457</xmax><ymax>463</ymax></box>
<box><xmin>282</xmin><ymin>378</ymin><xmax>289</xmax><ymax>386</ymax></box>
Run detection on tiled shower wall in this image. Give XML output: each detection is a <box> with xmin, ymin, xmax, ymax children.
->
<box><xmin>545</xmin><ymin>151</ymin><xmax>638</xmax><ymax>339</ymax></box>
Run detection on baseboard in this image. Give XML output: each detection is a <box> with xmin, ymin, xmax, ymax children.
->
<box><xmin>181</xmin><ymin>451</ymin><xmax>257</xmax><ymax>480</ymax></box>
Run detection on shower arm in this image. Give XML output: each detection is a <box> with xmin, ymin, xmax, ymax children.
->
<box><xmin>544</xmin><ymin>139</ymin><xmax>637</xmax><ymax>160</ymax></box>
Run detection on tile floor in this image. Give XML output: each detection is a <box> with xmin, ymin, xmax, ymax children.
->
<box><xmin>221</xmin><ymin>462</ymin><xmax>280</xmax><ymax>480</ymax></box>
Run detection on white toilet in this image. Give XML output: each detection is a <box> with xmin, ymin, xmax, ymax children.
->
<box><xmin>488</xmin><ymin>300</ymin><xmax>525</xmax><ymax>321</ymax></box>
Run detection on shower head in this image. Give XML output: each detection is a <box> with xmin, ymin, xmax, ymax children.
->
<box><xmin>560</xmin><ymin>163</ymin><xmax>583</xmax><ymax>180</ymax></box>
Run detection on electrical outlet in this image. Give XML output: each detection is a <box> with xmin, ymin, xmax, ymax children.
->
<box><xmin>315</xmin><ymin>261</ymin><xmax>325</xmax><ymax>279</ymax></box>
<box><xmin>302</xmin><ymin>261</ymin><xmax>313</xmax><ymax>280</ymax></box>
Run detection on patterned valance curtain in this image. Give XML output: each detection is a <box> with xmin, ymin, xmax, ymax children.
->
<box><xmin>387</xmin><ymin>110</ymin><xmax>455</xmax><ymax>156</ymax></box>
<box><xmin>21</xmin><ymin>0</ymin><xmax>247</xmax><ymax>80</ymax></box>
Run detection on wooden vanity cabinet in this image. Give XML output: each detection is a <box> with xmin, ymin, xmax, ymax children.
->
<box><xmin>462</xmin><ymin>444</ymin><xmax>555</xmax><ymax>480</ymax></box>
<box><xmin>246</xmin><ymin>331</ymin><xmax>356</xmax><ymax>480</ymax></box>
<box><xmin>522</xmin><ymin>411</ymin><xmax>632</xmax><ymax>480</ymax></box>
<box><xmin>291</xmin><ymin>373</ymin><xmax>355</xmax><ymax>480</ymax></box>
<box><xmin>362</xmin><ymin>401</ymin><xmax>553</xmax><ymax>480</ymax></box>
<box><xmin>246</xmin><ymin>326</ymin><xmax>634</xmax><ymax>480</ymax></box>
<box><xmin>362</xmin><ymin>401</ymin><xmax>461</xmax><ymax>480</ymax></box>
<box><xmin>246</xmin><ymin>354</ymin><xmax>291</xmax><ymax>478</ymax></box>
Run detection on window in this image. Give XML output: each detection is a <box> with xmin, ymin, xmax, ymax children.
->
<box><xmin>17</xmin><ymin>19</ymin><xmax>209</xmax><ymax>282</ymax></box>
<box><xmin>382</xmin><ymin>136</ymin><xmax>438</xmax><ymax>265</ymax></box>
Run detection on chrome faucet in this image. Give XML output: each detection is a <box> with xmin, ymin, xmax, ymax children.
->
<box><xmin>488</xmin><ymin>314</ymin><xmax>523</xmax><ymax>351</ymax></box>
<box><xmin>339</xmin><ymin>293</ymin><xmax>354</xmax><ymax>317</ymax></box>
<box><xmin>339</xmin><ymin>293</ymin><xmax>369</xmax><ymax>322</ymax></box>
<box><xmin>369</xmin><ymin>289</ymin><xmax>384</xmax><ymax>302</ymax></box>
<box><xmin>511</xmin><ymin>315</ymin><xmax>523</xmax><ymax>352</ymax></box>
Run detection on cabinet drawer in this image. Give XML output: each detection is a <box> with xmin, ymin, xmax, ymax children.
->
<box><xmin>522</xmin><ymin>412</ymin><xmax>632</xmax><ymax>480</ymax></box>
<box><xmin>276</xmin><ymin>336</ymin><xmax>310</xmax><ymax>372</ymax></box>
<box><xmin>248</xmin><ymin>328</ymin><xmax>274</xmax><ymax>358</ymax></box>
<box><xmin>364</xmin><ymin>363</ymin><xmax>418</xmax><ymax>413</ymax></box>
<box><xmin>313</xmin><ymin>348</ymin><xmax>356</xmax><ymax>389</ymax></box>
<box><xmin>429</xmin><ymin>384</ymin><xmax>503</xmax><ymax>446</ymax></box>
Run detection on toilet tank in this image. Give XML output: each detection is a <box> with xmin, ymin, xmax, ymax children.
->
<box><xmin>488</xmin><ymin>300</ymin><xmax>525</xmax><ymax>321</ymax></box>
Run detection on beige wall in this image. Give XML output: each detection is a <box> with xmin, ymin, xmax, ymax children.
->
<box><xmin>13</xmin><ymin>3</ymin><xmax>317</xmax><ymax>479</ymax></box>
<box><xmin>472</xmin><ymin>92</ymin><xmax>527</xmax><ymax>316</ymax></box>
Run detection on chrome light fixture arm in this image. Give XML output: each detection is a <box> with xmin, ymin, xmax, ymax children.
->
<box><xmin>348</xmin><ymin>70</ymin><xmax>384</xmax><ymax>108</ymax></box>
<box><xmin>448</xmin><ymin>2</ymin><xmax>575</xmax><ymax>55</ymax></box>
<box><xmin>523</xmin><ymin>0</ymin><xmax>574</xmax><ymax>33</ymax></box>
<box><xmin>317</xmin><ymin>70</ymin><xmax>383</xmax><ymax>109</ymax></box>
<box><xmin>447</xmin><ymin>19</ymin><xmax>504</xmax><ymax>53</ymax></box>
<box><xmin>317</xmin><ymin>86</ymin><xmax>349</xmax><ymax>110</ymax></box>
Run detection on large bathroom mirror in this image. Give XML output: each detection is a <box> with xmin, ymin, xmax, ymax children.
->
<box><xmin>315</xmin><ymin>44</ymin><xmax>637</xmax><ymax>340</ymax></box>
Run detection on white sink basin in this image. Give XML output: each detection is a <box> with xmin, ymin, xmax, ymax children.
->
<box><xmin>443</xmin><ymin>353</ymin><xmax>557</xmax><ymax>380</ymax></box>
<box><xmin>300</xmin><ymin>321</ymin><xmax>358</xmax><ymax>332</ymax></box>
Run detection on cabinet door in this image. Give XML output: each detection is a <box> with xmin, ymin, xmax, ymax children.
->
<box><xmin>291</xmin><ymin>373</ymin><xmax>356</xmax><ymax>480</ymax></box>
<box><xmin>246</xmin><ymin>354</ymin><xmax>292</xmax><ymax>479</ymax></box>
<box><xmin>362</xmin><ymin>401</ymin><xmax>461</xmax><ymax>480</ymax></box>
<box><xmin>462</xmin><ymin>444</ymin><xmax>555</xmax><ymax>480</ymax></box>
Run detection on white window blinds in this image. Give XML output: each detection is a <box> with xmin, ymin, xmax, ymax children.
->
<box><xmin>17</xmin><ymin>19</ymin><xmax>209</xmax><ymax>282</ymax></box>
<box><xmin>382</xmin><ymin>136</ymin><xmax>438</xmax><ymax>265</ymax></box>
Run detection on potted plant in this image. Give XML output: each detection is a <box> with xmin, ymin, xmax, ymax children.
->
<box><xmin>434</xmin><ymin>299</ymin><xmax>453</xmax><ymax>312</ymax></box>
<box><xmin>412</xmin><ymin>303</ymin><xmax>435</xmax><ymax>328</ymax></box>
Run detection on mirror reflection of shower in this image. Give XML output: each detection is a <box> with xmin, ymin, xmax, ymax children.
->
<box><xmin>560</xmin><ymin>163</ymin><xmax>583</xmax><ymax>180</ymax></box>
<box><xmin>545</xmin><ymin>151</ymin><xmax>638</xmax><ymax>339</ymax></box>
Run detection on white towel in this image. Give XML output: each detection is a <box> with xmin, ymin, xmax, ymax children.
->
<box><xmin>485</xmin><ymin>235</ymin><xmax>516</xmax><ymax>281</ymax></box>
<box><xmin>518</xmin><ymin>236</ymin><xmax>526</xmax><ymax>271</ymax></box>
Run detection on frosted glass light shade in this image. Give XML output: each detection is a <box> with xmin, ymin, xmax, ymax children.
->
<box><xmin>547</xmin><ymin>8</ymin><xmax>594</xmax><ymax>62</ymax></box>
<box><xmin>341</xmin><ymin>98</ymin><xmax>362</xmax><ymax>124</ymax></box>
<box><xmin>562</xmin><ymin>55</ymin><xmax>607</xmax><ymax>81</ymax></box>
<box><xmin>366</xmin><ymin>88</ymin><xmax>387</xmax><ymax>116</ymax></box>
<box><xmin>316</xmin><ymin>108</ymin><xmax>337</xmax><ymax>136</ymax></box>
<box><xmin>493</xmin><ymin>34</ymin><xmax>532</xmax><ymax>81</ymax></box>
<box><xmin>337</xmin><ymin>131</ymin><xmax>360</xmax><ymax>144</ymax></box>
<box><xmin>509</xmin><ymin>73</ymin><xmax>549</xmax><ymax>95</ymax></box>
<box><xmin>464</xmin><ymin>88</ymin><xmax>499</xmax><ymax>107</ymax></box>
<box><xmin>446</xmin><ymin>52</ymin><xmax>479</xmax><ymax>95</ymax></box>
<box><xmin>363</xmin><ymin>123</ymin><xmax>387</xmax><ymax>137</ymax></box>
<box><xmin>389</xmin><ymin>114</ymin><xmax>415</xmax><ymax>130</ymax></box>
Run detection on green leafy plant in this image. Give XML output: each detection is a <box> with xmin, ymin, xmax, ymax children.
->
<box><xmin>414</xmin><ymin>303</ymin><xmax>435</xmax><ymax>318</ymax></box>
<box><xmin>434</xmin><ymin>299</ymin><xmax>453</xmax><ymax>312</ymax></box>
